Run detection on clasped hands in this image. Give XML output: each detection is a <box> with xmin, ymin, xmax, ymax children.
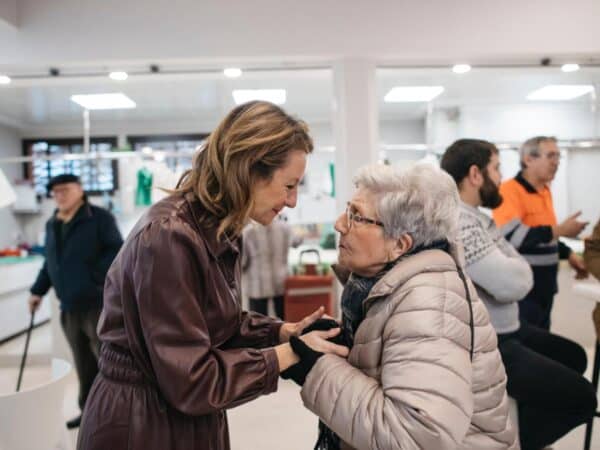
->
<box><xmin>279</xmin><ymin>307</ymin><xmax>350</xmax><ymax>385</ymax></box>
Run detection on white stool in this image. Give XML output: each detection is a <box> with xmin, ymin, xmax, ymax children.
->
<box><xmin>0</xmin><ymin>354</ymin><xmax>72</xmax><ymax>450</ymax></box>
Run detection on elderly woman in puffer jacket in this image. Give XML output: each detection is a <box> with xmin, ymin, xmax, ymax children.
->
<box><xmin>285</xmin><ymin>164</ymin><xmax>518</xmax><ymax>450</ymax></box>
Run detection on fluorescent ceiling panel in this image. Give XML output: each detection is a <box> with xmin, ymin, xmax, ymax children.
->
<box><xmin>70</xmin><ymin>93</ymin><xmax>137</xmax><ymax>110</ymax></box>
<box><xmin>384</xmin><ymin>86</ymin><xmax>444</xmax><ymax>102</ymax></box>
<box><xmin>527</xmin><ymin>85</ymin><xmax>594</xmax><ymax>101</ymax></box>
<box><xmin>224</xmin><ymin>68</ymin><xmax>242</xmax><ymax>78</ymax></box>
<box><xmin>109</xmin><ymin>71</ymin><xmax>129</xmax><ymax>81</ymax></box>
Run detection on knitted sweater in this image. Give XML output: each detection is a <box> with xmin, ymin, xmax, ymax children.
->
<box><xmin>458</xmin><ymin>202</ymin><xmax>533</xmax><ymax>334</ymax></box>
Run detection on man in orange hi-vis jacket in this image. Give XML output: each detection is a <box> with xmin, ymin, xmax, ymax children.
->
<box><xmin>493</xmin><ymin>136</ymin><xmax>588</xmax><ymax>330</ymax></box>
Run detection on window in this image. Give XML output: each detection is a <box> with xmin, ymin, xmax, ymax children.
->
<box><xmin>23</xmin><ymin>137</ymin><xmax>118</xmax><ymax>196</ymax></box>
<box><xmin>128</xmin><ymin>134</ymin><xmax>207</xmax><ymax>172</ymax></box>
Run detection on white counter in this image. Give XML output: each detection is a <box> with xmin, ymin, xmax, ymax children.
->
<box><xmin>0</xmin><ymin>256</ymin><xmax>50</xmax><ymax>342</ymax></box>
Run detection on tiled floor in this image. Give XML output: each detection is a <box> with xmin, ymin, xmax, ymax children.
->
<box><xmin>0</xmin><ymin>323</ymin><xmax>598</xmax><ymax>450</ymax></box>
<box><xmin>1</xmin><ymin>265</ymin><xmax>599</xmax><ymax>449</ymax></box>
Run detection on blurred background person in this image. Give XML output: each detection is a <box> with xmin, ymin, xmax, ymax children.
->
<box><xmin>28</xmin><ymin>174</ymin><xmax>123</xmax><ymax>429</ymax></box>
<box><xmin>242</xmin><ymin>214</ymin><xmax>302</xmax><ymax>319</ymax></box>
<box><xmin>493</xmin><ymin>136</ymin><xmax>589</xmax><ymax>330</ymax></box>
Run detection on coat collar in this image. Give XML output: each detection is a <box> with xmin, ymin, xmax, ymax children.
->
<box><xmin>51</xmin><ymin>201</ymin><xmax>91</xmax><ymax>225</ymax></box>
<box><xmin>184</xmin><ymin>191</ymin><xmax>240</xmax><ymax>259</ymax></box>
<box><xmin>515</xmin><ymin>171</ymin><xmax>540</xmax><ymax>194</ymax></box>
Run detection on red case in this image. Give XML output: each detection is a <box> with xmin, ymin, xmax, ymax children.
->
<box><xmin>284</xmin><ymin>274</ymin><xmax>334</xmax><ymax>322</ymax></box>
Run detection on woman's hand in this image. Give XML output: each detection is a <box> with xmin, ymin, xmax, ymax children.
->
<box><xmin>279</xmin><ymin>328</ymin><xmax>350</xmax><ymax>385</ymax></box>
<box><xmin>276</xmin><ymin>328</ymin><xmax>350</xmax><ymax>376</ymax></box>
<box><xmin>300</xmin><ymin>328</ymin><xmax>349</xmax><ymax>357</ymax></box>
<box><xmin>279</xmin><ymin>306</ymin><xmax>325</xmax><ymax>343</ymax></box>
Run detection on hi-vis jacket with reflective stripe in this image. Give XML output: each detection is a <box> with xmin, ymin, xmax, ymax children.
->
<box><xmin>492</xmin><ymin>172</ymin><xmax>571</xmax><ymax>311</ymax></box>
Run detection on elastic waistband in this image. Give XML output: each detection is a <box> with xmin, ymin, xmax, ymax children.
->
<box><xmin>99</xmin><ymin>343</ymin><xmax>147</xmax><ymax>385</ymax></box>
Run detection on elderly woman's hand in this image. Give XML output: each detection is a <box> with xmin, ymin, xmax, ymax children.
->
<box><xmin>281</xmin><ymin>328</ymin><xmax>349</xmax><ymax>386</ymax></box>
<box><xmin>278</xmin><ymin>306</ymin><xmax>326</xmax><ymax>343</ymax></box>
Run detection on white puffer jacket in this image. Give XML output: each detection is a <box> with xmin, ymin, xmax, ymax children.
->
<box><xmin>301</xmin><ymin>245</ymin><xmax>519</xmax><ymax>450</ymax></box>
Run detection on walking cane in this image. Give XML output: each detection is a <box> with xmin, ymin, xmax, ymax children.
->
<box><xmin>16</xmin><ymin>310</ymin><xmax>36</xmax><ymax>392</ymax></box>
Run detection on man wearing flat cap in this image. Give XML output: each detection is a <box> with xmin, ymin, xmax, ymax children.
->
<box><xmin>28</xmin><ymin>174</ymin><xmax>123</xmax><ymax>429</ymax></box>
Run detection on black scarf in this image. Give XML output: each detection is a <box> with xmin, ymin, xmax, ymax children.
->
<box><xmin>314</xmin><ymin>239</ymin><xmax>450</xmax><ymax>450</ymax></box>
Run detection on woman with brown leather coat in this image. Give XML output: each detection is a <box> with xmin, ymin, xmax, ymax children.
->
<box><xmin>77</xmin><ymin>101</ymin><xmax>349</xmax><ymax>450</ymax></box>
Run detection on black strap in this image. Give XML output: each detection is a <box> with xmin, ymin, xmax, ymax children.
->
<box><xmin>456</xmin><ymin>266</ymin><xmax>475</xmax><ymax>362</ymax></box>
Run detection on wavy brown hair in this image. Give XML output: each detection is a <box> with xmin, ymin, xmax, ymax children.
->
<box><xmin>175</xmin><ymin>101</ymin><xmax>313</xmax><ymax>239</ymax></box>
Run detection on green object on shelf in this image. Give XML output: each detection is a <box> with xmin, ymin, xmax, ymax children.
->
<box><xmin>329</xmin><ymin>162</ymin><xmax>335</xmax><ymax>197</ymax></box>
<box><xmin>114</xmin><ymin>144</ymin><xmax>132</xmax><ymax>152</ymax></box>
<box><xmin>135</xmin><ymin>167</ymin><xmax>153</xmax><ymax>206</ymax></box>
<box><xmin>320</xmin><ymin>231</ymin><xmax>336</xmax><ymax>250</ymax></box>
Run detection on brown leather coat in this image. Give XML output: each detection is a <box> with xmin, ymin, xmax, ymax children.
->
<box><xmin>585</xmin><ymin>219</ymin><xmax>600</xmax><ymax>281</ymax></box>
<box><xmin>77</xmin><ymin>193</ymin><xmax>282</xmax><ymax>450</ymax></box>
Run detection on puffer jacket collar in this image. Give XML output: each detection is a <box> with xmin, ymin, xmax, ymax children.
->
<box><xmin>333</xmin><ymin>242</ymin><xmax>466</xmax><ymax>314</ymax></box>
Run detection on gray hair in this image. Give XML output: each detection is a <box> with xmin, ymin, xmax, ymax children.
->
<box><xmin>519</xmin><ymin>136</ymin><xmax>557</xmax><ymax>169</ymax></box>
<box><xmin>353</xmin><ymin>163</ymin><xmax>459</xmax><ymax>248</ymax></box>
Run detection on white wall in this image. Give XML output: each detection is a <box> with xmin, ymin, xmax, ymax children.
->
<box><xmin>3</xmin><ymin>1</ymin><xmax>600</xmax><ymax>65</ymax></box>
<box><xmin>459</xmin><ymin>103</ymin><xmax>598</xmax><ymax>142</ymax></box>
<box><xmin>380</xmin><ymin>119</ymin><xmax>425</xmax><ymax>146</ymax></box>
<box><xmin>0</xmin><ymin>123</ymin><xmax>22</xmax><ymax>248</ymax></box>
<box><xmin>568</xmin><ymin>149</ymin><xmax>600</xmax><ymax>226</ymax></box>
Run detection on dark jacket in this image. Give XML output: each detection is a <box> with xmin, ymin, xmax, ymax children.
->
<box><xmin>77</xmin><ymin>193</ymin><xmax>282</xmax><ymax>450</ymax></box>
<box><xmin>30</xmin><ymin>202</ymin><xmax>123</xmax><ymax>311</ymax></box>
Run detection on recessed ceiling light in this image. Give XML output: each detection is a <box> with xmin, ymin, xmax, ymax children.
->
<box><xmin>561</xmin><ymin>63</ymin><xmax>580</xmax><ymax>73</ymax></box>
<box><xmin>384</xmin><ymin>86</ymin><xmax>445</xmax><ymax>103</ymax></box>
<box><xmin>527</xmin><ymin>84</ymin><xmax>594</xmax><ymax>101</ymax></box>
<box><xmin>70</xmin><ymin>93</ymin><xmax>136</xmax><ymax>110</ymax></box>
<box><xmin>224</xmin><ymin>68</ymin><xmax>242</xmax><ymax>78</ymax></box>
<box><xmin>452</xmin><ymin>64</ymin><xmax>471</xmax><ymax>74</ymax></box>
<box><xmin>0</xmin><ymin>75</ymin><xmax>11</xmax><ymax>85</ymax></box>
<box><xmin>109</xmin><ymin>71</ymin><xmax>128</xmax><ymax>81</ymax></box>
<box><xmin>232</xmin><ymin>89</ymin><xmax>286</xmax><ymax>105</ymax></box>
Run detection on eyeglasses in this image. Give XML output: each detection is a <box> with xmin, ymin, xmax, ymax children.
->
<box><xmin>533</xmin><ymin>152</ymin><xmax>561</xmax><ymax>162</ymax></box>
<box><xmin>346</xmin><ymin>203</ymin><xmax>384</xmax><ymax>230</ymax></box>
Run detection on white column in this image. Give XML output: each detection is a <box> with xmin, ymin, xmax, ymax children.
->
<box><xmin>332</xmin><ymin>59</ymin><xmax>379</xmax><ymax>213</ymax></box>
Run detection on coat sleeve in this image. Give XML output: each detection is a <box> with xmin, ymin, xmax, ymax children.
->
<box><xmin>465</xmin><ymin>246</ymin><xmax>533</xmax><ymax>303</ymax></box>
<box><xmin>30</xmin><ymin>259</ymin><xmax>52</xmax><ymax>296</ymax></box>
<box><xmin>132</xmin><ymin>220</ymin><xmax>279</xmax><ymax>416</ymax></box>
<box><xmin>301</xmin><ymin>290</ymin><xmax>473</xmax><ymax>450</ymax></box>
<box><xmin>224</xmin><ymin>311</ymin><xmax>283</xmax><ymax>349</ymax></box>
<box><xmin>94</xmin><ymin>210</ymin><xmax>124</xmax><ymax>278</ymax></box>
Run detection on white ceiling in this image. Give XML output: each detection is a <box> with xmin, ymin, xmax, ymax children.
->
<box><xmin>0</xmin><ymin>69</ymin><xmax>334</xmax><ymax>130</ymax></box>
<box><xmin>378</xmin><ymin>66</ymin><xmax>600</xmax><ymax>119</ymax></box>
<box><xmin>2</xmin><ymin>0</ymin><xmax>600</xmax><ymax>136</ymax></box>
<box><xmin>2</xmin><ymin>0</ymin><xmax>600</xmax><ymax>65</ymax></box>
<box><xmin>2</xmin><ymin>66</ymin><xmax>600</xmax><ymax>133</ymax></box>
